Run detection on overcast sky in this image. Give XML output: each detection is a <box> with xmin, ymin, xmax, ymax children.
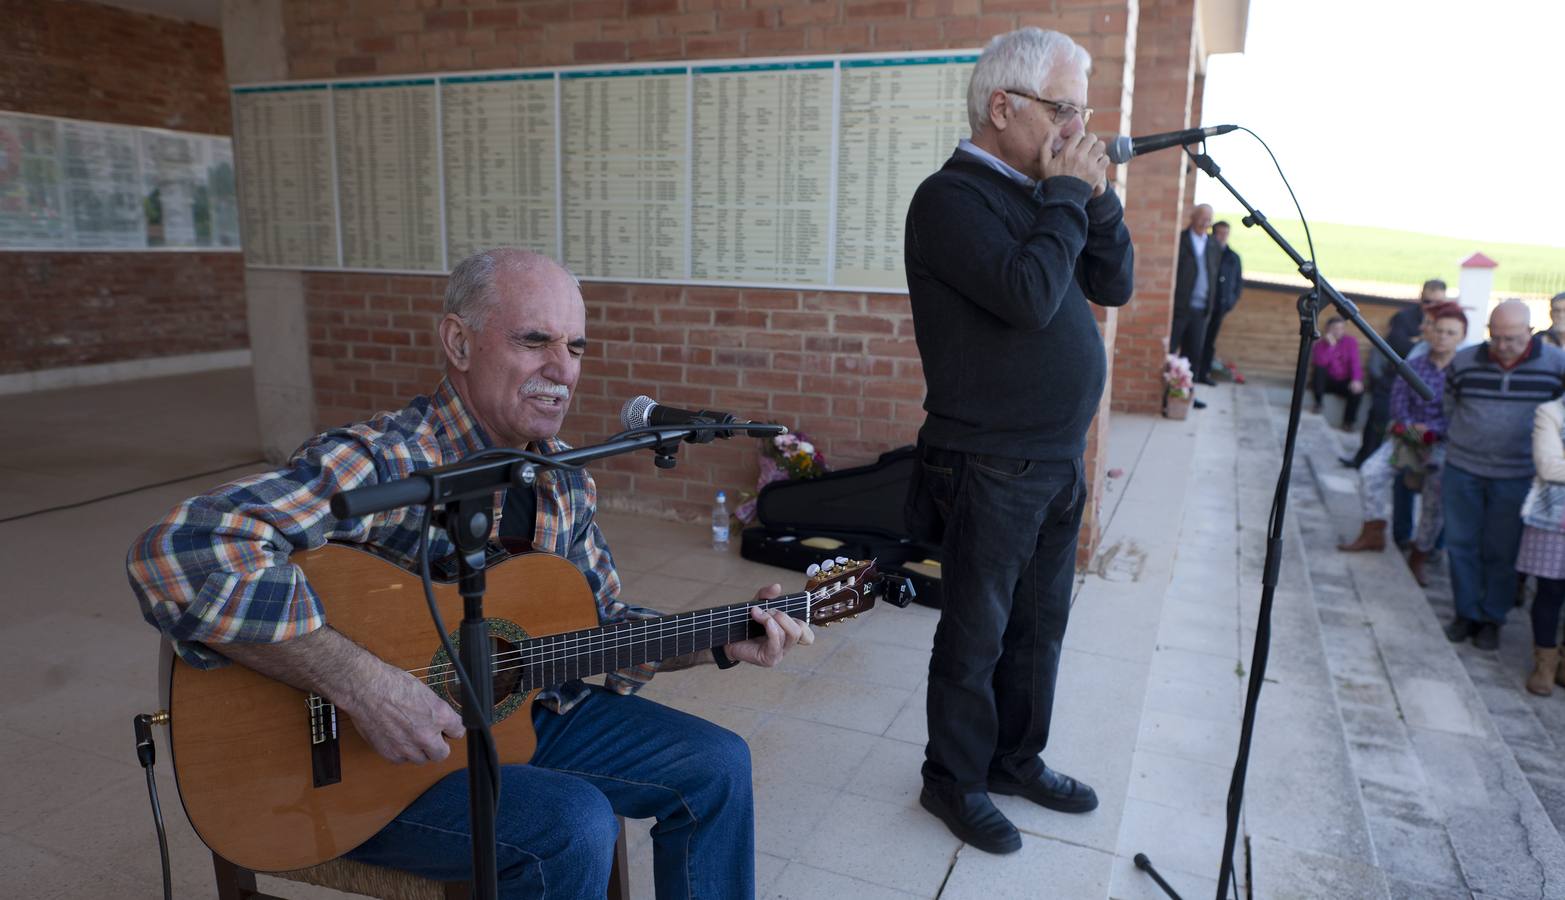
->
<box><xmin>1194</xmin><ymin>0</ymin><xmax>1565</xmax><ymax>249</ymax></box>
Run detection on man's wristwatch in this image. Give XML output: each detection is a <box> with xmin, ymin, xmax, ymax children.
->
<box><xmin>712</xmin><ymin>645</ymin><xmax>740</xmax><ymax>670</ymax></box>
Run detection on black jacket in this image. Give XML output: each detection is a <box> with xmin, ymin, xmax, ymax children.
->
<box><xmin>1215</xmin><ymin>246</ymin><xmax>1242</xmax><ymax>312</ymax></box>
<box><xmin>904</xmin><ymin>152</ymin><xmax>1135</xmax><ymax>460</ymax></box>
<box><xmin>1174</xmin><ymin>228</ymin><xmax>1221</xmax><ymax>315</ymax></box>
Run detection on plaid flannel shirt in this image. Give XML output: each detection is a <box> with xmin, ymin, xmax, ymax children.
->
<box><xmin>126</xmin><ymin>378</ymin><xmax>662</xmax><ymax>713</ymax></box>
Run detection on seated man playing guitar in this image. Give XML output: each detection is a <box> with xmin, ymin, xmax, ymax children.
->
<box><xmin>126</xmin><ymin>248</ymin><xmax>813</xmax><ymax>897</ymax></box>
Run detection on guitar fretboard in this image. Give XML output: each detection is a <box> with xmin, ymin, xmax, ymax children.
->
<box><xmin>513</xmin><ymin>592</ymin><xmax>812</xmax><ymax>690</ymax></box>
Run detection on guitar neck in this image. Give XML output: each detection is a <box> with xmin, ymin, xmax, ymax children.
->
<box><xmin>514</xmin><ymin>592</ymin><xmax>811</xmax><ymax>690</ymax></box>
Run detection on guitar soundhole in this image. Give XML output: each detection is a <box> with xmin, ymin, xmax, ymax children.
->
<box><xmin>428</xmin><ymin>619</ymin><xmax>531</xmax><ymax>723</ymax></box>
<box><xmin>490</xmin><ymin>636</ymin><xmax>523</xmax><ymax>703</ymax></box>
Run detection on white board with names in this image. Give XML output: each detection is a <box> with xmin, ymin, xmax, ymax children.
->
<box><xmin>333</xmin><ymin>79</ymin><xmax>443</xmax><ymax>271</ymax></box>
<box><xmin>833</xmin><ymin>56</ymin><xmax>976</xmax><ymax>291</ymax></box>
<box><xmin>442</xmin><ymin>72</ymin><xmax>559</xmax><ymax>264</ymax></box>
<box><xmin>689</xmin><ymin>61</ymin><xmax>834</xmax><ymax>285</ymax></box>
<box><xmin>232</xmin><ymin>85</ymin><xmax>337</xmax><ymax>266</ymax></box>
<box><xmin>560</xmin><ymin>67</ymin><xmax>689</xmax><ymax>281</ymax></box>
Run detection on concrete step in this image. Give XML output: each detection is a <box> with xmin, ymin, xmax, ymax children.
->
<box><xmin>1270</xmin><ymin>386</ymin><xmax>1565</xmax><ymax>899</ymax></box>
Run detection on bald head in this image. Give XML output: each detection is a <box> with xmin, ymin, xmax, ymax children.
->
<box><xmin>445</xmin><ymin>248</ymin><xmax>578</xmax><ymax>332</ymax></box>
<box><xmin>1188</xmin><ymin>204</ymin><xmax>1213</xmax><ymax>234</ymax></box>
<box><xmin>1488</xmin><ymin>299</ymin><xmax>1533</xmax><ymax>364</ymax></box>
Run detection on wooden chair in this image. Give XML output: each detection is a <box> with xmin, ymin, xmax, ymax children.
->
<box><xmin>212</xmin><ymin>819</ymin><xmax>631</xmax><ymax>900</ymax></box>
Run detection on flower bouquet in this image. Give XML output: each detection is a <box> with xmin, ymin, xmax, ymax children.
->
<box><xmin>1388</xmin><ymin>422</ymin><xmax>1440</xmax><ymax>489</ymax></box>
<box><xmin>1163</xmin><ymin>354</ymin><xmax>1195</xmax><ymax>419</ymax></box>
<box><xmin>735</xmin><ymin>431</ymin><xmax>829</xmax><ymax>524</ymax></box>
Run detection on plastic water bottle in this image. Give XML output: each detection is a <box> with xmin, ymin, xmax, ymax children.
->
<box><xmin>712</xmin><ymin>491</ymin><xmax>730</xmax><ymax>551</ymax></box>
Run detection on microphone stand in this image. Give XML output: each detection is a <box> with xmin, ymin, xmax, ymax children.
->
<box><xmin>330</xmin><ymin>421</ymin><xmax>785</xmax><ymax>900</ymax></box>
<box><xmin>1132</xmin><ymin>146</ymin><xmax>1432</xmax><ymax>900</ymax></box>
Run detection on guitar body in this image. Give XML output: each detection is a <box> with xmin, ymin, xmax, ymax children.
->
<box><xmin>165</xmin><ymin>543</ymin><xmax>599</xmax><ymax>873</ymax></box>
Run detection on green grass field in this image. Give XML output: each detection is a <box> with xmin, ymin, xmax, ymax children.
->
<box><xmin>1213</xmin><ymin>212</ymin><xmax>1565</xmax><ymax>297</ymax></box>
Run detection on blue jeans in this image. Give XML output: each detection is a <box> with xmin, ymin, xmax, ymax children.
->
<box><xmin>906</xmin><ymin>445</ymin><xmax>1085</xmax><ymax>790</ymax></box>
<box><xmin>1443</xmin><ymin>464</ymin><xmax>1530</xmax><ymax>624</ymax></box>
<box><xmin>346</xmin><ymin>686</ymin><xmax>755</xmax><ymax>899</ymax></box>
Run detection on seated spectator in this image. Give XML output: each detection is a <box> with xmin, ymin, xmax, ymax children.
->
<box><xmin>1309</xmin><ymin>317</ymin><xmax>1364</xmax><ymax>430</ymax></box>
<box><xmin>1518</xmin><ymin>395</ymin><xmax>1565</xmax><ymax>695</ymax></box>
<box><xmin>1338</xmin><ymin>304</ymin><xmax>1467</xmax><ymax>586</ymax></box>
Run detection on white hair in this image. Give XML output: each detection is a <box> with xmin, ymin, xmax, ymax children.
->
<box><xmin>444</xmin><ymin>248</ymin><xmax>579</xmax><ymax>331</ymax></box>
<box><xmin>967</xmin><ymin>28</ymin><xmax>1092</xmax><ymax>136</ymax></box>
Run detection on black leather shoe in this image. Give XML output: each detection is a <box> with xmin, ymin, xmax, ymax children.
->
<box><xmin>1193</xmin><ymin>399</ymin><xmax>1208</xmax><ymax>410</ymax></box>
<box><xmin>919</xmin><ymin>786</ymin><xmax>1022</xmax><ymax>854</ymax></box>
<box><xmin>1337</xmin><ymin>456</ymin><xmax>1360</xmax><ymax>469</ymax></box>
<box><xmin>1473</xmin><ymin>622</ymin><xmax>1500</xmax><ymax>651</ymax></box>
<box><xmin>989</xmin><ymin>767</ymin><xmax>1099</xmax><ymax>814</ymax></box>
<box><xmin>1444</xmin><ymin>617</ymin><xmax>1478</xmax><ymax>643</ymax></box>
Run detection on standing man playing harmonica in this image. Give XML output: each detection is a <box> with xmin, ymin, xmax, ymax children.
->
<box><xmin>902</xmin><ymin>27</ymin><xmax>1134</xmax><ymax>855</ymax></box>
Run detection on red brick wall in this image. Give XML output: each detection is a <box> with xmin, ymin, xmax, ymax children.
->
<box><xmin>0</xmin><ymin>0</ymin><xmax>245</xmax><ymax>375</ymax></box>
<box><xmin>0</xmin><ymin>253</ymin><xmax>247</xmax><ymax>373</ymax></box>
<box><xmin>1214</xmin><ymin>280</ymin><xmax>1409</xmax><ymax>382</ymax></box>
<box><xmin>1111</xmin><ymin>0</ymin><xmax>1197</xmax><ymax>414</ymax></box>
<box><xmin>286</xmin><ymin>1</ymin><xmax>1143</xmax><ymax>538</ymax></box>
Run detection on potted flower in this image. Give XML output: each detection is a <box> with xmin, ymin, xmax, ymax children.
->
<box><xmin>1163</xmin><ymin>354</ymin><xmax>1195</xmax><ymax>419</ymax></box>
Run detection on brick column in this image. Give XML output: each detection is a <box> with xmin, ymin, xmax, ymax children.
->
<box><xmin>1110</xmin><ymin>0</ymin><xmax>1199</xmax><ymax>415</ymax></box>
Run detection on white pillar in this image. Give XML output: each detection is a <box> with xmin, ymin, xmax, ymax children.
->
<box><xmin>1457</xmin><ymin>252</ymin><xmax>1497</xmax><ymax>345</ymax></box>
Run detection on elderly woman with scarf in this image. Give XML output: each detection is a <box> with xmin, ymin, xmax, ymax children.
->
<box><xmin>1338</xmin><ymin>303</ymin><xmax>1468</xmax><ymax>586</ymax></box>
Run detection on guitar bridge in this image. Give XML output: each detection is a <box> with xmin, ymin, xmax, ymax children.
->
<box><xmin>307</xmin><ymin>694</ymin><xmax>342</xmax><ymax>787</ymax></box>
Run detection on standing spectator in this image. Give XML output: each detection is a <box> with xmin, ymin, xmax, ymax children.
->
<box><xmin>1538</xmin><ymin>291</ymin><xmax>1565</xmax><ymax>348</ymax></box>
<box><xmin>1195</xmin><ymin>220</ymin><xmax>1243</xmax><ymax>385</ymax></box>
<box><xmin>1345</xmin><ymin>279</ymin><xmax>1447</xmax><ymax>468</ymax></box>
<box><xmin>902</xmin><ymin>27</ymin><xmax>1132</xmax><ymax>855</ymax></box>
<box><xmin>1443</xmin><ymin>300</ymin><xmax>1565</xmax><ymax>650</ymax></box>
<box><xmin>1171</xmin><ymin>204</ymin><xmax>1218</xmax><ymax>409</ymax></box>
<box><xmin>1337</xmin><ymin>303</ymin><xmax>1466</xmax><ymax>587</ymax></box>
<box><xmin>1309</xmin><ymin>317</ymin><xmax>1364</xmax><ymax>430</ymax></box>
<box><xmin>1517</xmin><ymin>395</ymin><xmax>1565</xmax><ymax>695</ymax></box>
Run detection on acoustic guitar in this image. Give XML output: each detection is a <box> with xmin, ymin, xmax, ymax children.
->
<box><xmin>159</xmin><ymin>543</ymin><xmax>907</xmax><ymax>872</ymax></box>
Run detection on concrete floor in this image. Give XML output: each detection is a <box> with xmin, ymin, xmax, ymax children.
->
<box><xmin>7</xmin><ymin>367</ymin><xmax>1551</xmax><ymax>899</ymax></box>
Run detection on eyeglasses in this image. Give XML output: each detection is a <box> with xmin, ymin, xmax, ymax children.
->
<box><xmin>1004</xmin><ymin>90</ymin><xmax>1093</xmax><ymax>126</ymax></box>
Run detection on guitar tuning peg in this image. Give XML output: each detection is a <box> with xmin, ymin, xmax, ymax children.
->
<box><xmin>806</xmin><ymin>563</ymin><xmax>821</xmax><ymax>577</ymax></box>
<box><xmin>834</xmin><ymin>556</ymin><xmax>849</xmax><ymax>565</ymax></box>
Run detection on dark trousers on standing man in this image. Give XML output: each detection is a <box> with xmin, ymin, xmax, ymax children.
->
<box><xmin>906</xmin><ymin>444</ymin><xmax>1085</xmax><ymax>790</ymax></box>
<box><xmin>1196</xmin><ymin>306</ymin><xmax>1228</xmax><ymax>381</ymax></box>
<box><xmin>1169</xmin><ymin>308</ymin><xmax>1209</xmax><ymax>368</ymax></box>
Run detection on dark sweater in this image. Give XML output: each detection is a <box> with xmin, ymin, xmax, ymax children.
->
<box><xmin>903</xmin><ymin>153</ymin><xmax>1135</xmax><ymax>460</ymax></box>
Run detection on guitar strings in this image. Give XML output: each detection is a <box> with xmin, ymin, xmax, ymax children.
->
<box><xmin>408</xmin><ymin>582</ymin><xmax>860</xmax><ymax>690</ymax></box>
<box><xmin>412</xmin><ymin>592</ymin><xmax>819</xmax><ymax>688</ymax></box>
<box><xmin>404</xmin><ymin>585</ymin><xmax>826</xmax><ymax>679</ymax></box>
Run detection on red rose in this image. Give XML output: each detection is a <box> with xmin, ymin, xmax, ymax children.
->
<box><xmin>1390</xmin><ymin>423</ymin><xmax>1407</xmax><ymax>436</ymax></box>
<box><xmin>1422</xmin><ymin>429</ymin><xmax>1439</xmax><ymax>445</ymax></box>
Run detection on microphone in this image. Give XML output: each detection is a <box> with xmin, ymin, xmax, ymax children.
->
<box><xmin>1105</xmin><ymin>124</ymin><xmax>1238</xmax><ymax>164</ymax></box>
<box><xmin>619</xmin><ymin>395</ymin><xmax>757</xmax><ymax>439</ymax></box>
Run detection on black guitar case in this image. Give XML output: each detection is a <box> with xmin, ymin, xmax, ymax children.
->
<box><xmin>739</xmin><ymin>445</ymin><xmax>943</xmax><ymax>609</ymax></box>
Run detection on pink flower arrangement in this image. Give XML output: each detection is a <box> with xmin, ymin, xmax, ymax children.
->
<box><xmin>1163</xmin><ymin>354</ymin><xmax>1195</xmax><ymax>399</ymax></box>
<box><xmin>735</xmin><ymin>431</ymin><xmax>830</xmax><ymax>524</ymax></box>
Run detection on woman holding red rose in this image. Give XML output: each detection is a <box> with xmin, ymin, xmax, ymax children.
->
<box><xmin>1339</xmin><ymin>303</ymin><xmax>1469</xmax><ymax>585</ymax></box>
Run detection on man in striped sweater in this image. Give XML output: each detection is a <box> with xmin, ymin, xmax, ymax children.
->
<box><xmin>1442</xmin><ymin>300</ymin><xmax>1565</xmax><ymax>649</ymax></box>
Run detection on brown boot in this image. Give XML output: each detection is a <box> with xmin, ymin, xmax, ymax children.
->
<box><xmin>1528</xmin><ymin>646</ymin><xmax>1560</xmax><ymax>696</ymax></box>
<box><xmin>1406</xmin><ymin>548</ymin><xmax>1430</xmax><ymax>587</ymax></box>
<box><xmin>1338</xmin><ymin>520</ymin><xmax>1387</xmax><ymax>552</ymax></box>
<box><xmin>1557</xmin><ymin>651</ymin><xmax>1565</xmax><ymax>689</ymax></box>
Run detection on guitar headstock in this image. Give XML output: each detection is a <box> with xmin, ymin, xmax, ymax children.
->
<box><xmin>803</xmin><ymin>557</ymin><xmax>915</xmax><ymax>626</ymax></box>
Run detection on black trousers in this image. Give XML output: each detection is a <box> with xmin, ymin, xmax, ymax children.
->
<box><xmin>1169</xmin><ymin>308</ymin><xmax>1210</xmax><ymax>367</ymax></box>
<box><xmin>1310</xmin><ymin>367</ymin><xmax>1362</xmax><ymax>426</ymax></box>
<box><xmin>1196</xmin><ymin>306</ymin><xmax>1229</xmax><ymax>380</ymax></box>
<box><xmin>905</xmin><ymin>444</ymin><xmax>1085</xmax><ymax>790</ymax></box>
